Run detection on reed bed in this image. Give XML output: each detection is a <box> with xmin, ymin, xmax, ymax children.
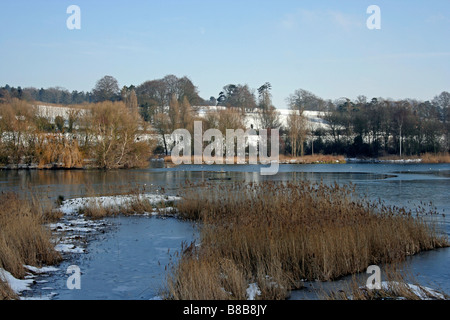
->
<box><xmin>77</xmin><ymin>185</ymin><xmax>174</xmax><ymax>220</ymax></box>
<box><xmin>278</xmin><ymin>154</ymin><xmax>346</xmax><ymax>164</ymax></box>
<box><xmin>165</xmin><ymin>181</ymin><xmax>448</xmax><ymax>300</ymax></box>
<box><xmin>379</xmin><ymin>152</ymin><xmax>450</xmax><ymax>163</ymax></box>
<box><xmin>0</xmin><ymin>192</ymin><xmax>62</xmax><ymax>299</ymax></box>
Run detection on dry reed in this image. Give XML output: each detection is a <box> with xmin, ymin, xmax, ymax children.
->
<box><xmin>165</xmin><ymin>181</ymin><xmax>448</xmax><ymax>300</ymax></box>
<box><xmin>379</xmin><ymin>152</ymin><xmax>450</xmax><ymax>163</ymax></box>
<box><xmin>324</xmin><ymin>264</ymin><xmax>449</xmax><ymax>300</ymax></box>
<box><xmin>0</xmin><ymin>192</ymin><xmax>62</xmax><ymax>299</ymax></box>
<box><xmin>78</xmin><ymin>185</ymin><xmax>173</xmax><ymax>220</ymax></box>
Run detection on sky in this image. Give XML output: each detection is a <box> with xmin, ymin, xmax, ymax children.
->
<box><xmin>0</xmin><ymin>0</ymin><xmax>449</xmax><ymax>109</ymax></box>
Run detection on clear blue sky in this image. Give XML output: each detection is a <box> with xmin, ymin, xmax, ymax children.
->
<box><xmin>1</xmin><ymin>0</ymin><xmax>449</xmax><ymax>108</ymax></box>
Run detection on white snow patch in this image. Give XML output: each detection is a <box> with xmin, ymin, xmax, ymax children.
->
<box><xmin>54</xmin><ymin>243</ymin><xmax>85</xmax><ymax>253</ymax></box>
<box><xmin>24</xmin><ymin>265</ymin><xmax>59</xmax><ymax>274</ymax></box>
<box><xmin>246</xmin><ymin>283</ymin><xmax>261</xmax><ymax>300</ymax></box>
<box><xmin>59</xmin><ymin>194</ymin><xmax>180</xmax><ymax>215</ymax></box>
<box><xmin>20</xmin><ymin>292</ymin><xmax>59</xmax><ymax>300</ymax></box>
<box><xmin>380</xmin><ymin>281</ymin><xmax>445</xmax><ymax>300</ymax></box>
<box><xmin>0</xmin><ymin>268</ymin><xmax>34</xmax><ymax>294</ymax></box>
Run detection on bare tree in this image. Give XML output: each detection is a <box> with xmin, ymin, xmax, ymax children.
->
<box><xmin>287</xmin><ymin>108</ymin><xmax>308</xmax><ymax>157</ymax></box>
<box><xmin>85</xmin><ymin>101</ymin><xmax>152</xmax><ymax>168</ymax></box>
<box><xmin>92</xmin><ymin>75</ymin><xmax>120</xmax><ymax>102</ymax></box>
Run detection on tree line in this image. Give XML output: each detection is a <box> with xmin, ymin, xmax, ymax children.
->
<box><xmin>1</xmin><ymin>75</ymin><xmax>449</xmax><ymax>162</ymax></box>
<box><xmin>0</xmin><ymin>99</ymin><xmax>154</xmax><ymax>169</ymax></box>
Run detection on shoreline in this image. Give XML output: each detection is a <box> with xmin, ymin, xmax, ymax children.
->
<box><xmin>2</xmin><ymin>152</ymin><xmax>450</xmax><ymax>171</ymax></box>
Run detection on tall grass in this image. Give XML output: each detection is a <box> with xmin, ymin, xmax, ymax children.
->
<box><xmin>379</xmin><ymin>152</ymin><xmax>450</xmax><ymax>163</ymax></box>
<box><xmin>78</xmin><ymin>185</ymin><xmax>173</xmax><ymax>220</ymax></box>
<box><xmin>0</xmin><ymin>192</ymin><xmax>62</xmax><ymax>299</ymax></box>
<box><xmin>165</xmin><ymin>181</ymin><xmax>448</xmax><ymax>300</ymax></box>
<box><xmin>324</xmin><ymin>264</ymin><xmax>449</xmax><ymax>300</ymax></box>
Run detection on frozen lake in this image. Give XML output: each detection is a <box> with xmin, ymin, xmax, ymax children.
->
<box><xmin>1</xmin><ymin>162</ymin><xmax>449</xmax><ymax>299</ymax></box>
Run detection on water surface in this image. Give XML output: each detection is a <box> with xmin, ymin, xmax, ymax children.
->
<box><xmin>1</xmin><ymin>162</ymin><xmax>449</xmax><ymax>299</ymax></box>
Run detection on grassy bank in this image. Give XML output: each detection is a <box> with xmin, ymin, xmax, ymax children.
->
<box><xmin>164</xmin><ymin>181</ymin><xmax>448</xmax><ymax>300</ymax></box>
<box><xmin>379</xmin><ymin>152</ymin><xmax>450</xmax><ymax>163</ymax></box>
<box><xmin>73</xmin><ymin>185</ymin><xmax>177</xmax><ymax>220</ymax></box>
<box><xmin>0</xmin><ymin>192</ymin><xmax>62</xmax><ymax>299</ymax></box>
<box><xmin>162</xmin><ymin>154</ymin><xmax>346</xmax><ymax>165</ymax></box>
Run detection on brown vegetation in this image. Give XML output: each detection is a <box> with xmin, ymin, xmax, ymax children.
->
<box><xmin>379</xmin><ymin>152</ymin><xmax>450</xmax><ymax>163</ymax></box>
<box><xmin>82</xmin><ymin>101</ymin><xmax>154</xmax><ymax>169</ymax></box>
<box><xmin>165</xmin><ymin>181</ymin><xmax>448</xmax><ymax>300</ymax></box>
<box><xmin>0</xmin><ymin>192</ymin><xmax>62</xmax><ymax>299</ymax></box>
<box><xmin>77</xmin><ymin>186</ymin><xmax>174</xmax><ymax>220</ymax></box>
<box><xmin>325</xmin><ymin>264</ymin><xmax>449</xmax><ymax>300</ymax></box>
<box><xmin>0</xmin><ymin>99</ymin><xmax>155</xmax><ymax>169</ymax></box>
<box><xmin>162</xmin><ymin>154</ymin><xmax>346</xmax><ymax>165</ymax></box>
<box><xmin>279</xmin><ymin>154</ymin><xmax>346</xmax><ymax>164</ymax></box>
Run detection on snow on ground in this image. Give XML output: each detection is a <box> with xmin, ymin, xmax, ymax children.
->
<box><xmin>59</xmin><ymin>194</ymin><xmax>180</xmax><ymax>215</ymax></box>
<box><xmin>0</xmin><ymin>269</ymin><xmax>35</xmax><ymax>295</ymax></box>
<box><xmin>246</xmin><ymin>283</ymin><xmax>262</xmax><ymax>300</ymax></box>
<box><xmin>379</xmin><ymin>281</ymin><xmax>446</xmax><ymax>300</ymax></box>
<box><xmin>0</xmin><ymin>265</ymin><xmax>60</xmax><ymax>296</ymax></box>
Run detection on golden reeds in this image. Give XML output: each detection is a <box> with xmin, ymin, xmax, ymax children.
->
<box><xmin>166</xmin><ymin>181</ymin><xmax>448</xmax><ymax>300</ymax></box>
<box><xmin>379</xmin><ymin>152</ymin><xmax>450</xmax><ymax>163</ymax></box>
<box><xmin>324</xmin><ymin>264</ymin><xmax>449</xmax><ymax>300</ymax></box>
<box><xmin>0</xmin><ymin>192</ymin><xmax>62</xmax><ymax>299</ymax></box>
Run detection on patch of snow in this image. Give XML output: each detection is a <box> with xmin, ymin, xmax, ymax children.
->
<box><xmin>54</xmin><ymin>243</ymin><xmax>85</xmax><ymax>253</ymax></box>
<box><xmin>0</xmin><ymin>268</ymin><xmax>34</xmax><ymax>294</ymax></box>
<box><xmin>20</xmin><ymin>292</ymin><xmax>59</xmax><ymax>300</ymax></box>
<box><xmin>380</xmin><ymin>281</ymin><xmax>445</xmax><ymax>300</ymax></box>
<box><xmin>24</xmin><ymin>265</ymin><xmax>59</xmax><ymax>274</ymax></box>
<box><xmin>246</xmin><ymin>283</ymin><xmax>261</xmax><ymax>300</ymax></box>
<box><xmin>59</xmin><ymin>194</ymin><xmax>180</xmax><ymax>215</ymax></box>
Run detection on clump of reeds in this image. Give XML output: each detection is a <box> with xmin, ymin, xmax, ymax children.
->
<box><xmin>325</xmin><ymin>264</ymin><xmax>449</xmax><ymax>300</ymax></box>
<box><xmin>78</xmin><ymin>185</ymin><xmax>173</xmax><ymax>220</ymax></box>
<box><xmin>0</xmin><ymin>192</ymin><xmax>62</xmax><ymax>299</ymax></box>
<box><xmin>420</xmin><ymin>152</ymin><xmax>450</xmax><ymax>164</ymax></box>
<box><xmin>165</xmin><ymin>181</ymin><xmax>448</xmax><ymax>300</ymax></box>
<box><xmin>0</xmin><ymin>277</ymin><xmax>18</xmax><ymax>300</ymax></box>
<box><xmin>279</xmin><ymin>154</ymin><xmax>346</xmax><ymax>164</ymax></box>
<box><xmin>379</xmin><ymin>152</ymin><xmax>450</xmax><ymax>163</ymax></box>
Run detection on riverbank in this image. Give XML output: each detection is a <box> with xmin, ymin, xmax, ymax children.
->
<box><xmin>3</xmin><ymin>152</ymin><xmax>449</xmax><ymax>171</ymax></box>
<box><xmin>347</xmin><ymin>152</ymin><xmax>450</xmax><ymax>164</ymax></box>
<box><xmin>161</xmin><ymin>154</ymin><xmax>347</xmax><ymax>165</ymax></box>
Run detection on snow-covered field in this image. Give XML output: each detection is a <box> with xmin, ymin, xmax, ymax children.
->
<box><xmin>35</xmin><ymin>104</ymin><xmax>329</xmax><ymax>131</ymax></box>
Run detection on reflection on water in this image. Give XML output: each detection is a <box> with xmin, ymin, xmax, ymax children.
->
<box><xmin>1</xmin><ymin>162</ymin><xmax>449</xmax><ymax>299</ymax></box>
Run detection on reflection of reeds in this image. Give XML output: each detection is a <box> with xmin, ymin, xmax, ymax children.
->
<box><xmin>0</xmin><ymin>192</ymin><xmax>62</xmax><ymax>299</ymax></box>
<box><xmin>165</xmin><ymin>181</ymin><xmax>448</xmax><ymax>300</ymax></box>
